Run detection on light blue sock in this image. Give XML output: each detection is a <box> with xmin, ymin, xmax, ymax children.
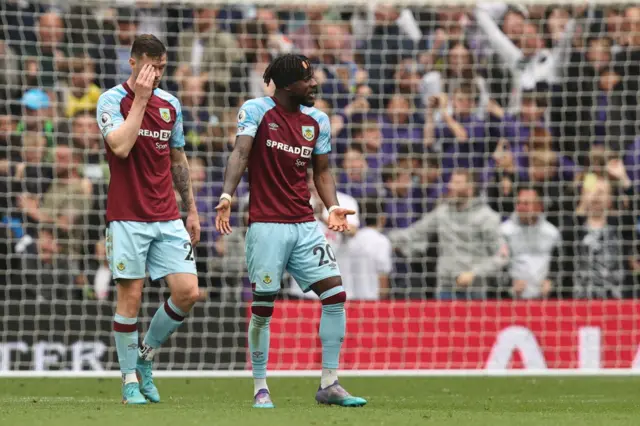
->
<box><xmin>142</xmin><ymin>298</ymin><xmax>187</xmax><ymax>352</ymax></box>
<box><xmin>113</xmin><ymin>314</ymin><xmax>138</xmax><ymax>374</ymax></box>
<box><xmin>249</xmin><ymin>302</ymin><xmax>274</xmax><ymax>380</ymax></box>
<box><xmin>319</xmin><ymin>287</ymin><xmax>346</xmax><ymax>370</ymax></box>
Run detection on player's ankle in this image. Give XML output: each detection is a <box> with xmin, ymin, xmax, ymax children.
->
<box><xmin>254</xmin><ymin>378</ymin><xmax>268</xmax><ymax>396</ymax></box>
<box><xmin>321</xmin><ymin>368</ymin><xmax>338</xmax><ymax>389</ymax></box>
<box><xmin>122</xmin><ymin>372</ymin><xmax>138</xmax><ymax>385</ymax></box>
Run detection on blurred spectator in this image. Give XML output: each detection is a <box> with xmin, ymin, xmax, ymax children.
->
<box><xmin>500</xmin><ymin>187</ymin><xmax>561</xmax><ymax>299</ymax></box>
<box><xmin>336</xmin><ymin>144</ymin><xmax>379</xmax><ymax>199</ymax></box>
<box><xmin>181</xmin><ymin>75</ymin><xmax>210</xmax><ymax>149</ymax></box>
<box><xmin>12</xmin><ymin>223</ymin><xmax>83</xmax><ymax>301</ymax></box>
<box><xmin>23</xmin><ymin>11</ymin><xmax>68</xmax><ymax>89</ymax></box>
<box><xmin>567</xmin><ymin>179</ymin><xmax>630</xmax><ymax>299</ymax></box>
<box><xmin>174</xmin><ymin>7</ymin><xmax>242</xmax><ymax>102</ymax></box>
<box><xmin>254</xmin><ymin>8</ymin><xmax>293</xmax><ymax>57</ymax></box>
<box><xmin>0</xmin><ymin>38</ymin><xmax>20</xmax><ymax>104</ymax></box>
<box><xmin>344</xmin><ymin>199</ymin><xmax>392</xmax><ymax>300</ymax></box>
<box><xmin>425</xmin><ymin>85</ymin><xmax>490</xmax><ymax>183</ymax></box>
<box><xmin>62</xmin><ymin>55</ymin><xmax>101</xmax><ymax>118</ymax></box>
<box><xmin>313</xmin><ymin>22</ymin><xmax>356</xmax><ymax>109</ymax></box>
<box><xmin>114</xmin><ymin>7</ymin><xmax>139</xmax><ymax>83</ymax></box>
<box><xmin>34</xmin><ymin>144</ymin><xmax>93</xmax><ymax>251</ymax></box>
<box><xmin>228</xmin><ymin>20</ymin><xmax>273</xmax><ymax>109</ymax></box>
<box><xmin>381</xmin><ymin>94</ymin><xmax>422</xmax><ymax>157</ymax></box>
<box><xmin>17</xmin><ymin>88</ymin><xmax>56</xmax><ymax>146</ymax></box>
<box><xmin>389</xmin><ymin>169</ymin><xmax>508</xmax><ymax>300</ymax></box>
<box><xmin>474</xmin><ymin>3</ymin><xmax>578</xmax><ymax>114</ymax></box>
<box><xmin>606</xmin><ymin>6</ymin><xmax>640</xmax><ymax>151</ymax></box>
<box><xmin>381</xmin><ymin>165</ymin><xmax>420</xmax><ymax>229</ymax></box>
<box><xmin>421</xmin><ymin>40</ymin><xmax>489</xmax><ymax>119</ymax></box>
<box><xmin>70</xmin><ymin>111</ymin><xmax>105</xmax><ymax>182</ymax></box>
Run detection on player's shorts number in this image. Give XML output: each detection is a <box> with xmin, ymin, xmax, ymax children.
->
<box><xmin>184</xmin><ymin>242</ymin><xmax>194</xmax><ymax>261</ymax></box>
<box><xmin>313</xmin><ymin>244</ymin><xmax>336</xmax><ymax>267</ymax></box>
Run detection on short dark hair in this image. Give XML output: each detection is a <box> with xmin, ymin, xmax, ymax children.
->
<box><xmin>360</xmin><ymin>198</ymin><xmax>386</xmax><ymax>227</ymax></box>
<box><xmin>130</xmin><ymin>34</ymin><xmax>166</xmax><ymax>59</ymax></box>
<box><xmin>263</xmin><ymin>54</ymin><xmax>314</xmax><ymax>89</ymax></box>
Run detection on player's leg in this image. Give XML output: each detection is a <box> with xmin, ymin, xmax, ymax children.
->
<box><xmin>245</xmin><ymin>222</ymin><xmax>293</xmax><ymax>408</ymax></box>
<box><xmin>139</xmin><ymin>220</ymin><xmax>200</xmax><ymax>402</ymax></box>
<box><xmin>287</xmin><ymin>222</ymin><xmax>366</xmax><ymax>407</ymax></box>
<box><xmin>106</xmin><ymin>222</ymin><xmax>152</xmax><ymax>405</ymax></box>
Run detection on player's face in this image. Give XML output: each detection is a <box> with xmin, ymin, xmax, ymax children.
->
<box><xmin>131</xmin><ymin>54</ymin><xmax>167</xmax><ymax>89</ymax></box>
<box><xmin>288</xmin><ymin>75</ymin><xmax>318</xmax><ymax>107</ymax></box>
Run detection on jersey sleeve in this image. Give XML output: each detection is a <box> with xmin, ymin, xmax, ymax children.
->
<box><xmin>96</xmin><ymin>91</ymin><xmax>125</xmax><ymax>139</ymax></box>
<box><xmin>313</xmin><ymin>111</ymin><xmax>332</xmax><ymax>155</ymax></box>
<box><xmin>169</xmin><ymin>98</ymin><xmax>185</xmax><ymax>148</ymax></box>
<box><xmin>236</xmin><ymin>100</ymin><xmax>264</xmax><ymax>138</ymax></box>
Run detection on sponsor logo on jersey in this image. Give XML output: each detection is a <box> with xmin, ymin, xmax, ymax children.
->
<box><xmin>266</xmin><ymin>139</ymin><xmax>312</xmax><ymax>158</ymax></box>
<box><xmin>238</xmin><ymin>109</ymin><xmax>246</xmax><ymax>123</ymax></box>
<box><xmin>159</xmin><ymin>108</ymin><xmax>171</xmax><ymax>123</ymax></box>
<box><xmin>295</xmin><ymin>159</ymin><xmax>307</xmax><ymax>168</ymax></box>
<box><xmin>139</xmin><ymin>128</ymin><xmax>171</xmax><ymax>141</ymax></box>
<box><xmin>302</xmin><ymin>126</ymin><xmax>315</xmax><ymax>141</ymax></box>
<box><xmin>155</xmin><ymin>142</ymin><xmax>168</xmax><ymax>150</ymax></box>
<box><xmin>269</xmin><ymin>123</ymin><xmax>279</xmax><ymax>131</ymax></box>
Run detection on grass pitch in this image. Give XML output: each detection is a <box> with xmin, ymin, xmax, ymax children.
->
<box><xmin>0</xmin><ymin>377</ymin><xmax>639</xmax><ymax>426</ymax></box>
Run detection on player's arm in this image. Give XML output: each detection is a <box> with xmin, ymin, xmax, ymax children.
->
<box><xmin>221</xmin><ymin>135</ymin><xmax>254</xmax><ymax>198</ymax></box>
<box><xmin>170</xmin><ymin>147</ymin><xmax>196</xmax><ymax>213</ymax></box>
<box><xmin>312</xmin><ymin>112</ymin><xmax>355</xmax><ymax>233</ymax></box>
<box><xmin>312</xmin><ymin>154</ymin><xmax>354</xmax><ymax>233</ymax></box>
<box><xmin>100</xmin><ymin>65</ymin><xmax>155</xmax><ymax>159</ymax></box>
<box><xmin>169</xmin><ymin>97</ymin><xmax>200</xmax><ymax>245</ymax></box>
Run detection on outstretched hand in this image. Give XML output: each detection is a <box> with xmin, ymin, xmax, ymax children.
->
<box><xmin>215</xmin><ymin>199</ymin><xmax>233</xmax><ymax>235</ymax></box>
<box><xmin>327</xmin><ymin>208</ymin><xmax>356</xmax><ymax>233</ymax></box>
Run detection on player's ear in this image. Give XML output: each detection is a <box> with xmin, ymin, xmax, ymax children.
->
<box><xmin>129</xmin><ymin>57</ymin><xmax>136</xmax><ymax>70</ymax></box>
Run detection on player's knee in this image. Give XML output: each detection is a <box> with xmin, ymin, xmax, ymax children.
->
<box><xmin>179</xmin><ymin>286</ymin><xmax>201</xmax><ymax>309</ymax></box>
<box><xmin>251</xmin><ymin>303</ymin><xmax>274</xmax><ymax>318</ymax></box>
<box><xmin>320</xmin><ymin>288</ymin><xmax>347</xmax><ymax>306</ymax></box>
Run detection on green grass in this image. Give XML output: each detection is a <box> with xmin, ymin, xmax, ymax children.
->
<box><xmin>0</xmin><ymin>377</ymin><xmax>639</xmax><ymax>426</ymax></box>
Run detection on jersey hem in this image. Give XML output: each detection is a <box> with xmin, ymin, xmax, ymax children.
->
<box><xmin>106</xmin><ymin>215</ymin><xmax>182</xmax><ymax>224</ymax></box>
<box><xmin>248</xmin><ymin>217</ymin><xmax>316</xmax><ymax>225</ymax></box>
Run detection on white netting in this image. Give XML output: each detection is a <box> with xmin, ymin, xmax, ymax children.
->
<box><xmin>1</xmin><ymin>0</ymin><xmax>640</xmax><ymax>373</ymax></box>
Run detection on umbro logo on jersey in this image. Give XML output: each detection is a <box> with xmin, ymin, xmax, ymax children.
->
<box><xmin>269</xmin><ymin>123</ymin><xmax>279</xmax><ymax>131</ymax></box>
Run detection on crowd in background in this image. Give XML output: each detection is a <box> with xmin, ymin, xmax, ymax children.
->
<box><xmin>1</xmin><ymin>0</ymin><xmax>640</xmax><ymax>302</ymax></box>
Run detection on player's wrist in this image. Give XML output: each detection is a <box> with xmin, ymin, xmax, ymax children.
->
<box><xmin>327</xmin><ymin>205</ymin><xmax>340</xmax><ymax>215</ymax></box>
<box><xmin>220</xmin><ymin>193</ymin><xmax>233</xmax><ymax>204</ymax></box>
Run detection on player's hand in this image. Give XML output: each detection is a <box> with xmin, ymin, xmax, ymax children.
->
<box><xmin>215</xmin><ymin>199</ymin><xmax>233</xmax><ymax>235</ymax></box>
<box><xmin>186</xmin><ymin>211</ymin><xmax>201</xmax><ymax>246</ymax></box>
<box><xmin>327</xmin><ymin>208</ymin><xmax>356</xmax><ymax>233</ymax></box>
<box><xmin>134</xmin><ymin>64</ymin><xmax>155</xmax><ymax>102</ymax></box>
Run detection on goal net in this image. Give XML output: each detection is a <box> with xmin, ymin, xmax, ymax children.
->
<box><xmin>1</xmin><ymin>0</ymin><xmax>640</xmax><ymax>375</ymax></box>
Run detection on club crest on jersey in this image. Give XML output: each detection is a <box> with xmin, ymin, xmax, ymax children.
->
<box><xmin>302</xmin><ymin>126</ymin><xmax>315</xmax><ymax>141</ymax></box>
<box><xmin>159</xmin><ymin>108</ymin><xmax>171</xmax><ymax>123</ymax></box>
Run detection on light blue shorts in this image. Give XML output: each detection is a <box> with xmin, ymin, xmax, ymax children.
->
<box><xmin>245</xmin><ymin>222</ymin><xmax>341</xmax><ymax>295</ymax></box>
<box><xmin>105</xmin><ymin>220</ymin><xmax>197</xmax><ymax>281</ymax></box>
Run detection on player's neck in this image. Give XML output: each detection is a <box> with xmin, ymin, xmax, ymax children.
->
<box><xmin>273</xmin><ymin>92</ymin><xmax>298</xmax><ymax>113</ymax></box>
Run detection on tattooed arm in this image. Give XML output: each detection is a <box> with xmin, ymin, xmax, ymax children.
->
<box><xmin>170</xmin><ymin>147</ymin><xmax>196</xmax><ymax>213</ymax></box>
<box><xmin>171</xmin><ymin>147</ymin><xmax>200</xmax><ymax>244</ymax></box>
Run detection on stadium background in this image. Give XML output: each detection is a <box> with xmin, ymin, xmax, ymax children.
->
<box><xmin>1</xmin><ymin>0</ymin><xmax>640</xmax><ymax>374</ymax></box>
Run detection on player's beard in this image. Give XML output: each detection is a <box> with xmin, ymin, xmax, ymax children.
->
<box><xmin>300</xmin><ymin>94</ymin><xmax>315</xmax><ymax>108</ymax></box>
